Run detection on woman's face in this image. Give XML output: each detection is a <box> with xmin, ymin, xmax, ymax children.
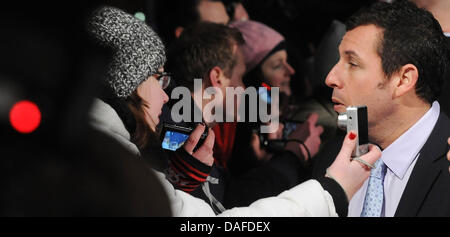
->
<box><xmin>136</xmin><ymin>71</ymin><xmax>169</xmax><ymax>131</ymax></box>
<box><xmin>260</xmin><ymin>50</ymin><xmax>295</xmax><ymax>96</ymax></box>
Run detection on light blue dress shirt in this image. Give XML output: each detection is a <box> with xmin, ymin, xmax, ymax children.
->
<box><xmin>348</xmin><ymin>101</ymin><xmax>441</xmax><ymax>217</ymax></box>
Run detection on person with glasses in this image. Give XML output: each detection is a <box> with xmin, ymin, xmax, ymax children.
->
<box><xmin>88</xmin><ymin>6</ymin><xmax>216</xmax><ymax>196</ymax></box>
<box><xmin>155</xmin><ymin>72</ymin><xmax>172</xmax><ymax>90</ymax></box>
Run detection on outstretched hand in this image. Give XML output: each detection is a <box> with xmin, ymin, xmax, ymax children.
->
<box><xmin>326</xmin><ymin>131</ymin><xmax>382</xmax><ymax>201</ymax></box>
<box><xmin>286</xmin><ymin>113</ymin><xmax>324</xmax><ymax>161</ymax></box>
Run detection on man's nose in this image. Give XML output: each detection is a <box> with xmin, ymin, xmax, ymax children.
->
<box><xmin>325</xmin><ymin>64</ymin><xmax>341</xmax><ymax>89</ymax></box>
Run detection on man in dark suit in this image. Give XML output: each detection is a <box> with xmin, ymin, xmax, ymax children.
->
<box><xmin>313</xmin><ymin>1</ymin><xmax>450</xmax><ymax>217</ymax></box>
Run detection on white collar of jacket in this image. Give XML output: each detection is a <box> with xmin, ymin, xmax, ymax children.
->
<box><xmin>89</xmin><ymin>98</ymin><xmax>140</xmax><ymax>156</ymax></box>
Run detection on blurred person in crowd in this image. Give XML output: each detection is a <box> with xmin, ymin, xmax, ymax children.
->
<box><xmin>87</xmin><ymin>6</ymin><xmax>383</xmax><ymax>217</ymax></box>
<box><xmin>153</xmin><ymin>0</ymin><xmax>237</xmax><ymax>168</ymax></box>
<box><xmin>314</xmin><ymin>1</ymin><xmax>450</xmax><ymax>216</ymax></box>
<box><xmin>294</xmin><ymin>20</ymin><xmax>347</xmax><ymax>147</ymax></box>
<box><xmin>227</xmin><ymin>20</ymin><xmax>323</xmax><ymax>179</ymax></box>
<box><xmin>231</xmin><ymin>21</ymin><xmax>295</xmax><ymax>97</ymax></box>
<box><xmin>151</xmin><ymin>0</ymin><xmax>240</xmax><ymax>176</ymax></box>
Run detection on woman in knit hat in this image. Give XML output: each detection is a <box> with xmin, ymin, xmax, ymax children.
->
<box><xmin>88</xmin><ymin>6</ymin><xmax>216</xmax><ymax>195</ymax></box>
<box><xmin>87</xmin><ymin>6</ymin><xmax>382</xmax><ymax>217</ymax></box>
<box><xmin>230</xmin><ymin>20</ymin><xmax>294</xmax><ymax>96</ymax></box>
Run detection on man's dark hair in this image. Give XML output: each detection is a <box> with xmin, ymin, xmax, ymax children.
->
<box><xmin>346</xmin><ymin>0</ymin><xmax>449</xmax><ymax>103</ymax></box>
<box><xmin>166</xmin><ymin>22</ymin><xmax>245</xmax><ymax>91</ymax></box>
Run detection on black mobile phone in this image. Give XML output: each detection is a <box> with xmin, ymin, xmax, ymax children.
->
<box><xmin>160</xmin><ymin>123</ymin><xmax>208</xmax><ymax>151</ymax></box>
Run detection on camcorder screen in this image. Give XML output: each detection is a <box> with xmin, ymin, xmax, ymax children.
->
<box><xmin>161</xmin><ymin>131</ymin><xmax>189</xmax><ymax>151</ymax></box>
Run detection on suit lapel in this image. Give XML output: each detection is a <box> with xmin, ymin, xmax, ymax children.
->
<box><xmin>394</xmin><ymin>113</ymin><xmax>450</xmax><ymax>216</ymax></box>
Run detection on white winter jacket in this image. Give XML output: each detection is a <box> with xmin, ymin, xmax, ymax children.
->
<box><xmin>89</xmin><ymin>98</ymin><xmax>345</xmax><ymax>217</ymax></box>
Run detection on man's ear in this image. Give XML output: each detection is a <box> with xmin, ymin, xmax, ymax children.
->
<box><xmin>393</xmin><ymin>64</ymin><xmax>419</xmax><ymax>98</ymax></box>
<box><xmin>174</xmin><ymin>26</ymin><xmax>184</xmax><ymax>38</ymax></box>
<box><xmin>208</xmin><ymin>66</ymin><xmax>225</xmax><ymax>88</ymax></box>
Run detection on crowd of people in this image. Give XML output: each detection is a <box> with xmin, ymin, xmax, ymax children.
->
<box><xmin>1</xmin><ymin>0</ymin><xmax>449</xmax><ymax>217</ymax></box>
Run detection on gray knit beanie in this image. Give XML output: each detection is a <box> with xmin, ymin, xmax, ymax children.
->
<box><xmin>88</xmin><ymin>6</ymin><xmax>166</xmax><ymax>98</ymax></box>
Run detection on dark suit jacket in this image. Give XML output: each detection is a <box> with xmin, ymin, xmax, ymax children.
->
<box><xmin>312</xmin><ymin>111</ymin><xmax>450</xmax><ymax>217</ymax></box>
<box><xmin>438</xmin><ymin>37</ymin><xmax>450</xmax><ymax>116</ymax></box>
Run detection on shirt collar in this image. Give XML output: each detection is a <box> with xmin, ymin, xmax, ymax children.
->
<box><xmin>381</xmin><ymin>101</ymin><xmax>440</xmax><ymax>179</ymax></box>
<box><xmin>444</xmin><ymin>32</ymin><xmax>450</xmax><ymax>37</ymax></box>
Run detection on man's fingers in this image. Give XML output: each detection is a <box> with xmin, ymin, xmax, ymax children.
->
<box><xmin>316</xmin><ymin>125</ymin><xmax>324</xmax><ymax>135</ymax></box>
<box><xmin>183</xmin><ymin>123</ymin><xmax>205</xmax><ymax>154</ymax></box>
<box><xmin>307</xmin><ymin>113</ymin><xmax>320</xmax><ymax>126</ymax></box>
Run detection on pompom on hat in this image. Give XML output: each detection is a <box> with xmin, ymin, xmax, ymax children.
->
<box><xmin>229</xmin><ymin>20</ymin><xmax>284</xmax><ymax>73</ymax></box>
<box><xmin>88</xmin><ymin>6</ymin><xmax>166</xmax><ymax>98</ymax></box>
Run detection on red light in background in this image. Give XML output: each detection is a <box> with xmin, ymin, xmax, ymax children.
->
<box><xmin>9</xmin><ymin>100</ymin><xmax>41</xmax><ymax>133</ymax></box>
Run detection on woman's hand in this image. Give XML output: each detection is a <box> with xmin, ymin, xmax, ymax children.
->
<box><xmin>326</xmin><ymin>131</ymin><xmax>382</xmax><ymax>201</ymax></box>
<box><xmin>183</xmin><ymin>123</ymin><xmax>215</xmax><ymax>166</ymax></box>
